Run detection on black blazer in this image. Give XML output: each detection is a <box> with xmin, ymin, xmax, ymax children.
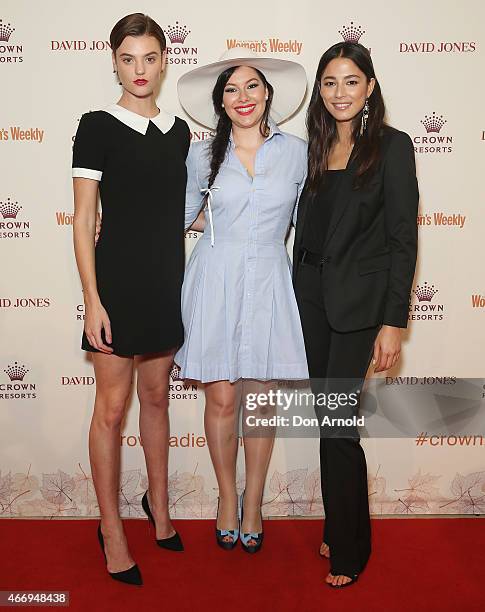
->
<box><xmin>293</xmin><ymin>126</ymin><xmax>419</xmax><ymax>332</ymax></box>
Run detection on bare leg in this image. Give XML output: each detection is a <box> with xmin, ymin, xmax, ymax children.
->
<box><xmin>90</xmin><ymin>353</ymin><xmax>134</xmax><ymax>573</ymax></box>
<box><xmin>137</xmin><ymin>350</ymin><xmax>176</xmax><ymax>539</ymax></box>
<box><xmin>241</xmin><ymin>379</ymin><xmax>276</xmax><ymax>545</ymax></box>
<box><xmin>204</xmin><ymin>380</ymin><xmax>242</xmax><ymax>543</ymax></box>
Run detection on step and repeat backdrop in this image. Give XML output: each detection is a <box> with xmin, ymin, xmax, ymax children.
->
<box><xmin>1</xmin><ymin>0</ymin><xmax>484</xmax><ymax>518</ymax></box>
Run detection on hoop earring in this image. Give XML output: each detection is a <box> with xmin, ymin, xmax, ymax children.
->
<box><xmin>360</xmin><ymin>99</ymin><xmax>369</xmax><ymax>136</ymax></box>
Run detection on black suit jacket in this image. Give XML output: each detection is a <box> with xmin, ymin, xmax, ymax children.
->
<box><xmin>293</xmin><ymin>126</ymin><xmax>419</xmax><ymax>332</ymax></box>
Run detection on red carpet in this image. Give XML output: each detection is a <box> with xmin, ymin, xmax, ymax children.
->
<box><xmin>1</xmin><ymin>518</ymin><xmax>483</xmax><ymax>611</ymax></box>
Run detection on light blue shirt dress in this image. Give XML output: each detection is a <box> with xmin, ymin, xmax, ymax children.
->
<box><xmin>174</xmin><ymin>120</ymin><xmax>310</xmax><ymax>383</ymax></box>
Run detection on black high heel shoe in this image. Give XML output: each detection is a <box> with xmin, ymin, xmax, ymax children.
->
<box><xmin>215</xmin><ymin>497</ymin><xmax>239</xmax><ymax>550</ymax></box>
<box><xmin>141</xmin><ymin>490</ymin><xmax>184</xmax><ymax>552</ymax></box>
<box><xmin>97</xmin><ymin>524</ymin><xmax>143</xmax><ymax>586</ymax></box>
<box><xmin>240</xmin><ymin>491</ymin><xmax>264</xmax><ymax>554</ymax></box>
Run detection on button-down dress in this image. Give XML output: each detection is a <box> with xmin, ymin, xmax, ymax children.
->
<box><xmin>174</xmin><ymin>122</ymin><xmax>309</xmax><ymax>383</ymax></box>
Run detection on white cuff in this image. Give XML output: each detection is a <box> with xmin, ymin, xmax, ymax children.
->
<box><xmin>72</xmin><ymin>167</ymin><xmax>103</xmax><ymax>181</ymax></box>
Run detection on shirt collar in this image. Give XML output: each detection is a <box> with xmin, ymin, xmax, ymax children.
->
<box><xmin>229</xmin><ymin>117</ymin><xmax>283</xmax><ymax>146</ymax></box>
<box><xmin>105</xmin><ymin>104</ymin><xmax>175</xmax><ymax>135</ymax></box>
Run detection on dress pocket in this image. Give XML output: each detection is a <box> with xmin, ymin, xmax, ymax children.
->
<box><xmin>357</xmin><ymin>249</ymin><xmax>391</xmax><ymax>275</ymax></box>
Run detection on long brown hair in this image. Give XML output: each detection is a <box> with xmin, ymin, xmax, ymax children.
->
<box><xmin>110</xmin><ymin>13</ymin><xmax>166</xmax><ymax>55</ymax></box>
<box><xmin>306</xmin><ymin>42</ymin><xmax>386</xmax><ymax>191</ymax></box>
<box><xmin>207</xmin><ymin>67</ymin><xmax>274</xmax><ymax>189</ymax></box>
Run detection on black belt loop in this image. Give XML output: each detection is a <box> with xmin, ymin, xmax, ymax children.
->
<box><xmin>300</xmin><ymin>249</ymin><xmax>331</xmax><ymax>269</ymax></box>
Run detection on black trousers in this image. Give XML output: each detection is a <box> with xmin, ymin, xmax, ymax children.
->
<box><xmin>295</xmin><ymin>261</ymin><xmax>380</xmax><ymax>576</ymax></box>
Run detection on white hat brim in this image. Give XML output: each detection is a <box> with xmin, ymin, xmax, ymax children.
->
<box><xmin>177</xmin><ymin>55</ymin><xmax>307</xmax><ymax>129</ymax></box>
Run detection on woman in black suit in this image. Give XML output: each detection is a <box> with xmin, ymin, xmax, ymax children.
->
<box><xmin>293</xmin><ymin>42</ymin><xmax>418</xmax><ymax>588</ymax></box>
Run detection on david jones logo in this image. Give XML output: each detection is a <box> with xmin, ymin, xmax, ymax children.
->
<box><xmin>0</xmin><ymin>298</ymin><xmax>50</xmax><ymax>308</ymax></box>
<box><xmin>0</xmin><ymin>197</ymin><xmax>30</xmax><ymax>239</ymax></box>
<box><xmin>50</xmin><ymin>37</ymin><xmax>111</xmax><ymax>51</ymax></box>
<box><xmin>1</xmin><ymin>362</ymin><xmax>36</xmax><ymax>399</ymax></box>
<box><xmin>164</xmin><ymin>22</ymin><xmax>198</xmax><ymax>65</ymax></box>
<box><xmin>400</xmin><ymin>40</ymin><xmax>476</xmax><ymax>53</ymax></box>
<box><xmin>413</xmin><ymin>112</ymin><xmax>452</xmax><ymax>154</ymax></box>
<box><xmin>408</xmin><ymin>282</ymin><xmax>444</xmax><ymax>321</ymax></box>
<box><xmin>61</xmin><ymin>376</ymin><xmax>95</xmax><ymax>385</ymax></box>
<box><xmin>0</xmin><ymin>18</ymin><xmax>23</xmax><ymax>63</ymax></box>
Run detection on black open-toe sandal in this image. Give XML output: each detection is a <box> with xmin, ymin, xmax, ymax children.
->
<box><xmin>327</xmin><ymin>573</ymin><xmax>359</xmax><ymax>588</ymax></box>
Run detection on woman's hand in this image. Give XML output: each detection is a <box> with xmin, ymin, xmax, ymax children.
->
<box><xmin>372</xmin><ymin>325</ymin><xmax>401</xmax><ymax>372</ymax></box>
<box><xmin>84</xmin><ymin>297</ymin><xmax>113</xmax><ymax>354</ymax></box>
<box><xmin>95</xmin><ymin>212</ymin><xmax>102</xmax><ymax>245</ymax></box>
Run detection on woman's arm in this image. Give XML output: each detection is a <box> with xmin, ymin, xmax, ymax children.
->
<box><xmin>73</xmin><ymin>177</ymin><xmax>113</xmax><ymax>353</ymax></box>
<box><xmin>382</xmin><ymin>130</ymin><xmax>419</xmax><ymax>328</ymax></box>
<box><xmin>373</xmin><ymin>130</ymin><xmax>419</xmax><ymax>373</ymax></box>
<box><xmin>187</xmin><ymin>209</ymin><xmax>206</xmax><ymax>232</ymax></box>
<box><xmin>185</xmin><ymin>143</ymin><xmax>207</xmax><ymax>231</ymax></box>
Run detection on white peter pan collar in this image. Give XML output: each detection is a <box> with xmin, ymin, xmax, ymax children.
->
<box><xmin>105</xmin><ymin>104</ymin><xmax>175</xmax><ymax>135</ymax></box>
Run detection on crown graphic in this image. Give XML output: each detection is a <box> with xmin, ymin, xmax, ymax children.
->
<box><xmin>0</xmin><ymin>19</ymin><xmax>15</xmax><ymax>42</ymax></box>
<box><xmin>414</xmin><ymin>282</ymin><xmax>438</xmax><ymax>302</ymax></box>
<box><xmin>164</xmin><ymin>21</ymin><xmax>190</xmax><ymax>44</ymax></box>
<box><xmin>4</xmin><ymin>362</ymin><xmax>29</xmax><ymax>381</ymax></box>
<box><xmin>170</xmin><ymin>364</ymin><xmax>182</xmax><ymax>381</ymax></box>
<box><xmin>339</xmin><ymin>21</ymin><xmax>365</xmax><ymax>43</ymax></box>
<box><xmin>0</xmin><ymin>197</ymin><xmax>22</xmax><ymax>219</ymax></box>
<box><xmin>421</xmin><ymin>112</ymin><xmax>447</xmax><ymax>133</ymax></box>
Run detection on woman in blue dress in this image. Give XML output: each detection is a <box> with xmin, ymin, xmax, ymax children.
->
<box><xmin>176</xmin><ymin>49</ymin><xmax>309</xmax><ymax>552</ymax></box>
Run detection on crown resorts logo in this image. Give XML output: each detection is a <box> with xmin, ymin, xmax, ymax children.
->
<box><xmin>0</xmin><ymin>197</ymin><xmax>21</xmax><ymax>218</ymax></box>
<box><xmin>170</xmin><ymin>363</ymin><xmax>182</xmax><ymax>381</ymax></box>
<box><xmin>409</xmin><ymin>282</ymin><xmax>445</xmax><ymax>321</ymax></box>
<box><xmin>421</xmin><ymin>112</ymin><xmax>447</xmax><ymax>133</ymax></box>
<box><xmin>169</xmin><ymin>363</ymin><xmax>198</xmax><ymax>400</ymax></box>
<box><xmin>1</xmin><ymin>361</ymin><xmax>37</xmax><ymax>400</ymax></box>
<box><xmin>0</xmin><ymin>197</ymin><xmax>30</xmax><ymax>239</ymax></box>
<box><xmin>5</xmin><ymin>362</ymin><xmax>28</xmax><ymax>381</ymax></box>
<box><xmin>0</xmin><ymin>18</ymin><xmax>14</xmax><ymax>42</ymax></box>
<box><xmin>413</xmin><ymin>112</ymin><xmax>453</xmax><ymax>154</ymax></box>
<box><xmin>165</xmin><ymin>22</ymin><xmax>191</xmax><ymax>44</ymax></box>
<box><xmin>164</xmin><ymin>21</ymin><xmax>198</xmax><ymax>65</ymax></box>
<box><xmin>339</xmin><ymin>21</ymin><xmax>365</xmax><ymax>43</ymax></box>
<box><xmin>339</xmin><ymin>21</ymin><xmax>371</xmax><ymax>53</ymax></box>
<box><xmin>0</xmin><ymin>18</ymin><xmax>22</xmax><ymax>63</ymax></box>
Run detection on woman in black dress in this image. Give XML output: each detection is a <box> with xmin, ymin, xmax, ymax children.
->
<box><xmin>72</xmin><ymin>14</ymin><xmax>190</xmax><ymax>585</ymax></box>
<box><xmin>293</xmin><ymin>42</ymin><xmax>418</xmax><ymax>587</ymax></box>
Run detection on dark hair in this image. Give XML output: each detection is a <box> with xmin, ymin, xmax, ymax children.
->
<box><xmin>306</xmin><ymin>42</ymin><xmax>386</xmax><ymax>191</ymax></box>
<box><xmin>110</xmin><ymin>13</ymin><xmax>166</xmax><ymax>55</ymax></box>
<box><xmin>207</xmin><ymin>66</ymin><xmax>274</xmax><ymax>189</ymax></box>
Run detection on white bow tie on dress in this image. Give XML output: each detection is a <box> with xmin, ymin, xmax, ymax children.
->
<box><xmin>200</xmin><ymin>186</ymin><xmax>219</xmax><ymax>247</ymax></box>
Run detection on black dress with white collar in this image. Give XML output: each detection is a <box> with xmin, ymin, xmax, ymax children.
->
<box><xmin>72</xmin><ymin>104</ymin><xmax>190</xmax><ymax>356</ymax></box>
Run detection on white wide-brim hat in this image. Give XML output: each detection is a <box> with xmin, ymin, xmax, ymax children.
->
<box><xmin>177</xmin><ymin>48</ymin><xmax>307</xmax><ymax>129</ymax></box>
